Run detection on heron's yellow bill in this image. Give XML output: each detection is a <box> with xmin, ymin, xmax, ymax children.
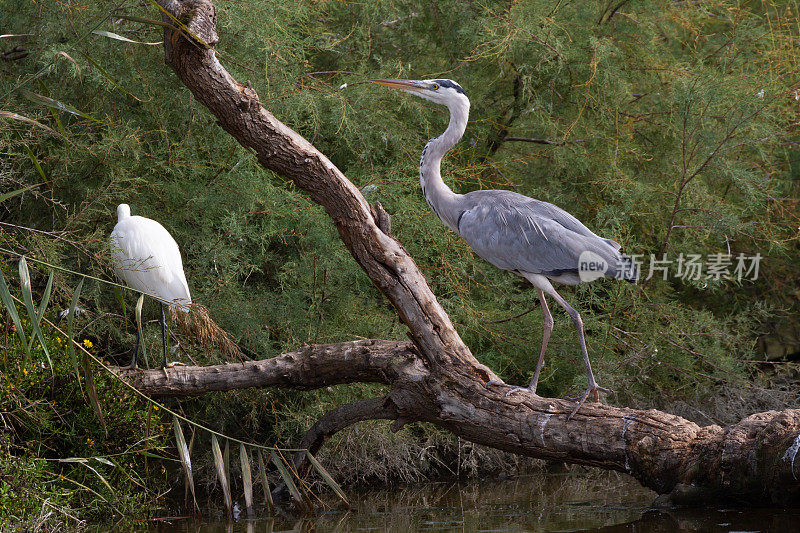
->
<box><xmin>369</xmin><ymin>78</ymin><xmax>425</xmax><ymax>92</ymax></box>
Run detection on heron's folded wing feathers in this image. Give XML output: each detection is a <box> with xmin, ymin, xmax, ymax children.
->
<box><xmin>456</xmin><ymin>194</ymin><xmax>623</xmax><ymax>277</ymax></box>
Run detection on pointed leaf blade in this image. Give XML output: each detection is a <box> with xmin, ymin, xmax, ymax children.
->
<box><xmin>223</xmin><ymin>439</ymin><xmax>230</xmax><ymax>486</ymax></box>
<box><xmin>20</xmin><ymin>89</ymin><xmax>105</xmax><ymax>124</ymax></box>
<box><xmin>135</xmin><ymin>294</ymin><xmax>146</xmax><ymax>365</ymax></box>
<box><xmin>67</xmin><ymin>279</ymin><xmax>84</xmax><ymax>389</ymax></box>
<box><xmin>19</xmin><ymin>257</ymin><xmax>52</xmax><ymax>370</ymax></box>
<box><xmin>173</xmin><ymin>416</ymin><xmax>198</xmax><ymax>512</ymax></box>
<box><xmin>211</xmin><ymin>434</ymin><xmax>232</xmax><ymax>516</ymax></box>
<box><xmin>81</xmin><ymin>341</ymin><xmax>107</xmax><ymax>435</ymax></box>
<box><xmin>0</xmin><ymin>182</ymin><xmax>42</xmax><ymax>203</ymax></box>
<box><xmin>91</xmin><ymin>30</ymin><xmax>162</xmax><ymax>45</ymax></box>
<box><xmin>306</xmin><ymin>451</ymin><xmax>349</xmax><ymax>507</ymax></box>
<box><xmin>240</xmin><ymin>443</ymin><xmax>254</xmax><ymax>517</ymax></box>
<box><xmin>270</xmin><ymin>451</ymin><xmax>302</xmax><ymax>505</ymax></box>
<box><xmin>0</xmin><ymin>267</ymin><xmax>29</xmax><ymax>359</ymax></box>
<box><xmin>257</xmin><ymin>450</ymin><xmax>273</xmax><ymax>511</ymax></box>
<box><xmin>27</xmin><ymin>270</ymin><xmax>53</xmax><ymax>353</ymax></box>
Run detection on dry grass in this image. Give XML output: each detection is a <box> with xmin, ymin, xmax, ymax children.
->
<box><xmin>173</xmin><ymin>304</ymin><xmax>243</xmax><ymax>363</ymax></box>
<box><xmin>315</xmin><ymin>421</ymin><xmax>545</xmax><ymax>486</ymax></box>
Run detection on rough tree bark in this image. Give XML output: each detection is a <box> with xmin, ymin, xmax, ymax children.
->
<box><xmin>126</xmin><ymin>0</ymin><xmax>800</xmax><ymax>506</ymax></box>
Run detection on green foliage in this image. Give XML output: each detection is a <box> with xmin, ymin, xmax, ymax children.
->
<box><xmin>1</xmin><ymin>0</ymin><xmax>799</xmax><ymax>526</ymax></box>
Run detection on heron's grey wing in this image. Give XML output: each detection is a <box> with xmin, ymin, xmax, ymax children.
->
<box><xmin>526</xmin><ymin>198</ymin><xmax>622</xmax><ymax>251</ymax></box>
<box><xmin>456</xmin><ymin>193</ymin><xmax>623</xmax><ymax>277</ymax></box>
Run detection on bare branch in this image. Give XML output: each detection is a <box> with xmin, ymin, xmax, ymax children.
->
<box><xmin>116</xmin><ymin>340</ymin><xmax>424</xmax><ymax>396</ymax></box>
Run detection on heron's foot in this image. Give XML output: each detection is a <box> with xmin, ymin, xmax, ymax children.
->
<box><xmin>566</xmin><ymin>383</ymin><xmax>613</xmax><ymax>420</ymax></box>
<box><xmin>163</xmin><ymin>361</ymin><xmax>186</xmax><ymax>369</ymax></box>
<box><xmin>503</xmin><ymin>384</ymin><xmax>540</xmax><ymax>398</ymax></box>
<box><xmin>486</xmin><ymin>379</ymin><xmax>508</xmax><ymax>388</ymax></box>
<box><xmin>118</xmin><ymin>362</ymin><xmax>139</xmax><ymax>371</ymax></box>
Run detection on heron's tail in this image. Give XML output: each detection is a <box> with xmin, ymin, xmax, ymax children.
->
<box><xmin>171</xmin><ymin>303</ymin><xmax>243</xmax><ymax>363</ymax></box>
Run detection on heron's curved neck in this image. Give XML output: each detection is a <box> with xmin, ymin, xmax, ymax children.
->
<box><xmin>419</xmin><ymin>98</ymin><xmax>469</xmax><ymax>231</ymax></box>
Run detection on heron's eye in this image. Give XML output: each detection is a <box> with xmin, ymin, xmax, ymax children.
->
<box><xmin>431</xmin><ymin>83</ymin><xmax>440</xmax><ymax>90</ymax></box>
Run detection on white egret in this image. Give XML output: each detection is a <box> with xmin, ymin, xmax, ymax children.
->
<box><xmin>109</xmin><ymin>203</ymin><xmax>191</xmax><ymax>368</ymax></box>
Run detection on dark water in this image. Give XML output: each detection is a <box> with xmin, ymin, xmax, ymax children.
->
<box><xmin>107</xmin><ymin>472</ymin><xmax>800</xmax><ymax>532</ymax></box>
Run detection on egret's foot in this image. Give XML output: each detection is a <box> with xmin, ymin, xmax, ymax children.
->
<box><xmin>163</xmin><ymin>361</ymin><xmax>186</xmax><ymax>369</ymax></box>
<box><xmin>566</xmin><ymin>383</ymin><xmax>613</xmax><ymax>420</ymax></box>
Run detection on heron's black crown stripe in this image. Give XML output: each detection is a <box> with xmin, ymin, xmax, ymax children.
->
<box><xmin>433</xmin><ymin>79</ymin><xmax>466</xmax><ymax>96</ymax></box>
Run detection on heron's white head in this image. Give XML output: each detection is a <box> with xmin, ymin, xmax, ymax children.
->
<box><xmin>117</xmin><ymin>203</ymin><xmax>131</xmax><ymax>221</ymax></box>
<box><xmin>370</xmin><ymin>78</ymin><xmax>470</xmax><ymax>114</ymax></box>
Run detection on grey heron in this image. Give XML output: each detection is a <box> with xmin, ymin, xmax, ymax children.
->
<box><xmin>371</xmin><ymin>78</ymin><xmax>638</xmax><ymax>415</ymax></box>
<box><xmin>110</xmin><ymin>204</ymin><xmax>191</xmax><ymax>368</ymax></box>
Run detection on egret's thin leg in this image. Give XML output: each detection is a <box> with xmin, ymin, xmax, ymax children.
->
<box><xmin>127</xmin><ymin>328</ymin><xmax>140</xmax><ymax>369</ymax></box>
<box><xmin>540</xmin><ymin>284</ymin><xmax>611</xmax><ymax>419</ymax></box>
<box><xmin>160</xmin><ymin>303</ymin><xmax>168</xmax><ymax>368</ymax></box>
<box><xmin>528</xmin><ymin>289</ymin><xmax>553</xmax><ymax>394</ymax></box>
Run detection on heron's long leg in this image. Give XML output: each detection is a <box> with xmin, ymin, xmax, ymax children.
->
<box><xmin>538</xmin><ymin>283</ymin><xmax>611</xmax><ymax>418</ymax></box>
<box><xmin>160</xmin><ymin>303</ymin><xmax>168</xmax><ymax>368</ymax></box>
<box><xmin>528</xmin><ymin>289</ymin><xmax>553</xmax><ymax>394</ymax></box>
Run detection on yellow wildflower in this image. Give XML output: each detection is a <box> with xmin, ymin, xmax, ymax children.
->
<box><xmin>86</xmin><ymin>437</ymin><xmax>95</xmax><ymax>447</ymax></box>
<box><xmin>82</xmin><ymin>339</ymin><xmax>93</xmax><ymax>349</ymax></box>
<box><xmin>22</xmin><ymin>368</ymin><xmax>28</xmax><ymax>375</ymax></box>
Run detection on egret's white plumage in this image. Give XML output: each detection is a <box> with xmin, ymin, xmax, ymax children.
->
<box><xmin>110</xmin><ymin>203</ymin><xmax>191</xmax><ymax>368</ymax></box>
<box><xmin>109</xmin><ymin>204</ymin><xmax>191</xmax><ymax>311</ymax></box>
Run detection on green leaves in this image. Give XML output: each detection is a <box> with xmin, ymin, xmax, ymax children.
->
<box><xmin>19</xmin><ymin>89</ymin><xmax>105</xmax><ymax>125</ymax></box>
<box><xmin>0</xmin><ymin>257</ymin><xmax>54</xmax><ymax>368</ymax></box>
<box><xmin>257</xmin><ymin>450</ymin><xmax>274</xmax><ymax>511</ymax></box>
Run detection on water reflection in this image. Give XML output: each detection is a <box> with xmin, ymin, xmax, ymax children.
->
<box><xmin>104</xmin><ymin>470</ymin><xmax>800</xmax><ymax>532</ymax></box>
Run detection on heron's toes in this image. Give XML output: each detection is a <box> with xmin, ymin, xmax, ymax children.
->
<box><xmin>485</xmin><ymin>379</ymin><xmax>507</xmax><ymax>388</ymax></box>
<box><xmin>163</xmin><ymin>361</ymin><xmax>186</xmax><ymax>369</ymax></box>
<box><xmin>566</xmin><ymin>383</ymin><xmax>613</xmax><ymax>419</ymax></box>
<box><xmin>503</xmin><ymin>385</ymin><xmax>530</xmax><ymax>398</ymax></box>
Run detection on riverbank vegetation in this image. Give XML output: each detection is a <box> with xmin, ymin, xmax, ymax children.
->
<box><xmin>1</xmin><ymin>0</ymin><xmax>799</xmax><ymax>528</ymax></box>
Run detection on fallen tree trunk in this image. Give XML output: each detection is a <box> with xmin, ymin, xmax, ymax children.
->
<box><xmin>136</xmin><ymin>0</ymin><xmax>800</xmax><ymax>506</ymax></box>
<box><xmin>121</xmin><ymin>347</ymin><xmax>800</xmax><ymax>505</ymax></box>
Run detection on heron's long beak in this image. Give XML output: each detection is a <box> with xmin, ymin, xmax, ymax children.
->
<box><xmin>369</xmin><ymin>78</ymin><xmax>425</xmax><ymax>92</ymax></box>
